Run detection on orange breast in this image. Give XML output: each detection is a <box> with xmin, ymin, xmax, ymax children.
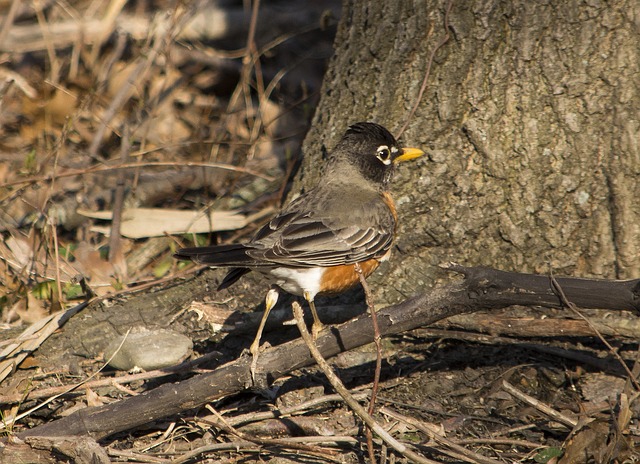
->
<box><xmin>381</xmin><ymin>191</ymin><xmax>398</xmax><ymax>225</ymax></box>
<box><xmin>318</xmin><ymin>258</ymin><xmax>381</xmax><ymax>295</ymax></box>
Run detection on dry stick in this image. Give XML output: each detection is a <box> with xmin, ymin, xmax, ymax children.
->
<box><xmin>0</xmin><ymin>0</ymin><xmax>20</xmax><ymax>48</ymax></box>
<box><xmin>246</xmin><ymin>0</ymin><xmax>265</xmax><ymax>130</ymax></box>
<box><xmin>0</xmin><ymin>77</ymin><xmax>13</xmax><ymax>109</ymax></box>
<box><xmin>86</xmin><ymin>2</ymin><xmax>201</xmax><ymax>159</ymax></box>
<box><xmin>34</xmin><ymin>0</ymin><xmax>61</xmax><ymax>85</ymax></box>
<box><xmin>432</xmin><ymin>312</ymin><xmax>640</xmax><ymax>339</ymax></box>
<box><xmin>87</xmin><ymin>20</ymin><xmax>164</xmax><ymax>159</ymax></box>
<box><xmin>49</xmin><ymin>217</ymin><xmax>64</xmax><ymax>309</ymax></box>
<box><xmin>354</xmin><ymin>263</ymin><xmax>383</xmax><ymax>464</ymax></box>
<box><xmin>550</xmin><ymin>273</ymin><xmax>640</xmax><ymax>392</ymax></box>
<box><xmin>212</xmin><ymin>379</ymin><xmax>408</xmax><ymax>431</ymax></box>
<box><xmin>108</xmin><ymin>447</ymin><xmax>170</xmax><ymax>464</ymax></box>
<box><xmin>291</xmin><ymin>302</ymin><xmax>441</xmax><ymax>464</ymax></box>
<box><xmin>0</xmin><ymin>329</ymin><xmax>132</xmax><ymax>432</ymax></box>
<box><xmin>396</xmin><ymin>0</ymin><xmax>454</xmax><ymax>139</ymax></box>
<box><xmin>169</xmin><ymin>438</ymin><xmax>356</xmax><ymax>464</ymax></box>
<box><xmin>97</xmin><ymin>29</ymin><xmax>128</xmax><ymax>87</ymax></box>
<box><xmin>2</xmin><ymin>160</ymin><xmax>273</xmax><ymax>188</ymax></box>
<box><xmin>220</xmin><ymin>0</ymin><xmax>262</xmax><ymax>163</ymax></box>
<box><xmin>225</xmin><ymin>0</ymin><xmax>260</xmax><ymax>118</ymax></box>
<box><xmin>415</xmin><ymin>327</ymin><xmax>636</xmax><ymax>376</ymax></box>
<box><xmin>380</xmin><ymin>407</ymin><xmax>502</xmax><ymax>464</ymax></box>
<box><xmin>208</xmin><ymin>405</ymin><xmax>338</xmax><ymax>458</ymax></box>
<box><xmin>108</xmin><ymin>127</ymin><xmax>130</xmax><ymax>278</ymax></box>
<box><xmin>501</xmin><ymin>380</ymin><xmax>578</xmax><ymax>429</ymax></box>
<box><xmin>238</xmin><ymin>20</ymin><xmax>335</xmax><ymax>148</ymax></box>
<box><xmin>21</xmin><ymin>267</ymin><xmax>640</xmax><ymax>440</ymax></box>
<box><xmin>237</xmin><ymin>17</ymin><xmax>329</xmax><ymax>149</ymax></box>
<box><xmin>0</xmin><ymin>345</ymin><xmax>221</xmax><ymax>405</ymax></box>
<box><xmin>138</xmin><ymin>422</ymin><xmax>178</xmax><ymax>453</ymax></box>
<box><xmin>456</xmin><ymin>437</ymin><xmax>542</xmax><ymax>449</ymax></box>
<box><xmin>42</xmin><ymin>105</ymin><xmax>66</xmax><ymax>306</ymax></box>
<box><xmin>207</xmin><ymin>392</ymin><xmax>370</xmax><ymax>429</ymax></box>
<box><xmin>187</xmin><ymin>404</ymin><xmax>336</xmax><ymax>463</ymax></box>
<box><xmin>88</xmin><ymin>0</ymin><xmax>127</xmax><ymax>66</ymax></box>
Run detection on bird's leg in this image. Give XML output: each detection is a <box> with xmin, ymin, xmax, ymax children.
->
<box><xmin>303</xmin><ymin>291</ymin><xmax>324</xmax><ymax>340</ymax></box>
<box><xmin>250</xmin><ymin>287</ymin><xmax>279</xmax><ymax>381</ymax></box>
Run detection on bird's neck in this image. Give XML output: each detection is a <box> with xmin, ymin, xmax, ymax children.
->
<box><xmin>323</xmin><ymin>161</ymin><xmax>391</xmax><ymax>192</ymax></box>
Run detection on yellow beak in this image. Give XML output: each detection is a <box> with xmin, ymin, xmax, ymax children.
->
<box><xmin>394</xmin><ymin>147</ymin><xmax>425</xmax><ymax>163</ymax></box>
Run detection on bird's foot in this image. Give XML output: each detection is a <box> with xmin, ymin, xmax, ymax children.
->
<box><xmin>249</xmin><ymin>339</ymin><xmax>271</xmax><ymax>384</ymax></box>
<box><xmin>311</xmin><ymin>320</ymin><xmax>325</xmax><ymax>340</ymax></box>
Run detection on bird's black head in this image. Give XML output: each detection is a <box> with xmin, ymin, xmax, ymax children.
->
<box><xmin>331</xmin><ymin>122</ymin><xmax>424</xmax><ymax>187</ymax></box>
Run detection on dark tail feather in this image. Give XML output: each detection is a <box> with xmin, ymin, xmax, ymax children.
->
<box><xmin>175</xmin><ymin>244</ymin><xmax>255</xmax><ymax>291</ymax></box>
<box><xmin>174</xmin><ymin>244</ymin><xmax>256</xmax><ymax>267</ymax></box>
<box><xmin>217</xmin><ymin>267</ymin><xmax>251</xmax><ymax>290</ymax></box>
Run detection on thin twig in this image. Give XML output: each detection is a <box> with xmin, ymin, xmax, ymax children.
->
<box><xmin>197</xmin><ymin>404</ymin><xmax>336</xmax><ymax>461</ymax></box>
<box><xmin>396</xmin><ymin>0</ymin><xmax>454</xmax><ymax>138</ymax></box>
<box><xmin>455</xmin><ymin>437</ymin><xmax>544</xmax><ymax>449</ymax></box>
<box><xmin>0</xmin><ymin>0</ymin><xmax>20</xmax><ymax>48</ymax></box>
<box><xmin>354</xmin><ymin>262</ymin><xmax>383</xmax><ymax>463</ymax></box>
<box><xmin>381</xmin><ymin>407</ymin><xmax>502</xmax><ymax>464</ymax></box>
<box><xmin>0</xmin><ymin>329</ymin><xmax>132</xmax><ymax>431</ymax></box>
<box><xmin>206</xmin><ymin>391</ymin><xmax>370</xmax><ymax>429</ymax></box>
<box><xmin>88</xmin><ymin>0</ymin><xmax>127</xmax><ymax>66</ymax></box>
<box><xmin>34</xmin><ymin>0</ymin><xmax>61</xmax><ymax>85</ymax></box>
<box><xmin>87</xmin><ymin>14</ymin><xmax>166</xmax><ymax>159</ymax></box>
<box><xmin>550</xmin><ymin>273</ymin><xmax>640</xmax><ymax>392</ymax></box>
<box><xmin>49</xmin><ymin>217</ymin><xmax>64</xmax><ymax>309</ymax></box>
<box><xmin>1</xmin><ymin>160</ymin><xmax>274</xmax><ymax>189</ymax></box>
<box><xmin>291</xmin><ymin>301</ymin><xmax>441</xmax><ymax>464</ymax></box>
<box><xmin>501</xmin><ymin>380</ymin><xmax>578</xmax><ymax>429</ymax></box>
<box><xmin>108</xmin><ymin>127</ymin><xmax>130</xmax><ymax>279</ymax></box>
<box><xmin>170</xmin><ymin>437</ymin><xmax>354</xmax><ymax>464</ymax></box>
<box><xmin>0</xmin><ymin>350</ymin><xmax>221</xmax><ymax>405</ymax></box>
<box><xmin>88</xmin><ymin>3</ymin><xmax>201</xmax><ymax>159</ymax></box>
<box><xmin>107</xmin><ymin>447</ymin><xmax>170</xmax><ymax>463</ymax></box>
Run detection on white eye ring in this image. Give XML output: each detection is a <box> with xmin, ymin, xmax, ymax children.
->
<box><xmin>376</xmin><ymin>145</ymin><xmax>392</xmax><ymax>165</ymax></box>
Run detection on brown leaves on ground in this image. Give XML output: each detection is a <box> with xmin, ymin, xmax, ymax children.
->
<box><xmin>0</xmin><ymin>0</ymin><xmax>333</xmax><ymax>323</ymax></box>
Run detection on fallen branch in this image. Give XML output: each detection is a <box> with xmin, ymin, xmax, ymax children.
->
<box><xmin>17</xmin><ymin>265</ymin><xmax>640</xmax><ymax>440</ymax></box>
<box><xmin>291</xmin><ymin>301</ymin><xmax>438</xmax><ymax>464</ymax></box>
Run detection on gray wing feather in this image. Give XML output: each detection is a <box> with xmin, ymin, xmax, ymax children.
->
<box><xmin>247</xmin><ymin>187</ymin><xmax>396</xmax><ymax>267</ymax></box>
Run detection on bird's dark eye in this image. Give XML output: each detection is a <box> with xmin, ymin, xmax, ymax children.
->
<box><xmin>376</xmin><ymin>145</ymin><xmax>392</xmax><ymax>165</ymax></box>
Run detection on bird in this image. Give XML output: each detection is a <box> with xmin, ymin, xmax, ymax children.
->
<box><xmin>175</xmin><ymin>122</ymin><xmax>424</xmax><ymax>376</ymax></box>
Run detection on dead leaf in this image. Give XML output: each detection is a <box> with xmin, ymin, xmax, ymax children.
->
<box><xmin>20</xmin><ymin>89</ymin><xmax>77</xmax><ymax>140</ymax></box>
<box><xmin>78</xmin><ymin>207</ymin><xmax>252</xmax><ymax>238</ymax></box>
<box><xmin>2</xmin><ymin>233</ymin><xmax>79</xmax><ymax>283</ymax></box>
<box><xmin>72</xmin><ymin>242</ymin><xmax>115</xmax><ymax>286</ymax></box>
<box><xmin>4</xmin><ymin>235</ymin><xmax>33</xmax><ymax>269</ymax></box>
<box><xmin>85</xmin><ymin>386</ymin><xmax>104</xmax><ymax>408</ymax></box>
<box><xmin>12</xmin><ymin>293</ymin><xmax>49</xmax><ymax>324</ymax></box>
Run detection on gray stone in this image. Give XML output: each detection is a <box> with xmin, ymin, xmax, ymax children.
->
<box><xmin>105</xmin><ymin>328</ymin><xmax>193</xmax><ymax>371</ymax></box>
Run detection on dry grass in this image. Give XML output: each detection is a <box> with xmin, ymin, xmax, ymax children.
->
<box><xmin>0</xmin><ymin>0</ymin><xmax>328</xmax><ymax>315</ymax></box>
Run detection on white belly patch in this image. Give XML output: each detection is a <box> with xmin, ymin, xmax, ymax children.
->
<box><xmin>268</xmin><ymin>267</ymin><xmax>324</xmax><ymax>299</ymax></box>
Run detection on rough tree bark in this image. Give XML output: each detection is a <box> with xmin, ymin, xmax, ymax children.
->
<box><xmin>296</xmin><ymin>0</ymin><xmax>639</xmax><ymax>307</ymax></box>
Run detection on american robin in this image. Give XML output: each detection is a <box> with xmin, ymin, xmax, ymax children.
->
<box><xmin>175</xmin><ymin>122</ymin><xmax>424</xmax><ymax>374</ymax></box>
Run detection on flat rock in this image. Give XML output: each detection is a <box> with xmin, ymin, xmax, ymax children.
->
<box><xmin>105</xmin><ymin>328</ymin><xmax>193</xmax><ymax>371</ymax></box>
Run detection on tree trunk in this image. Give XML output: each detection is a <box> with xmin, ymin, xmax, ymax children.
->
<box><xmin>295</xmin><ymin>0</ymin><xmax>639</xmax><ymax>305</ymax></box>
